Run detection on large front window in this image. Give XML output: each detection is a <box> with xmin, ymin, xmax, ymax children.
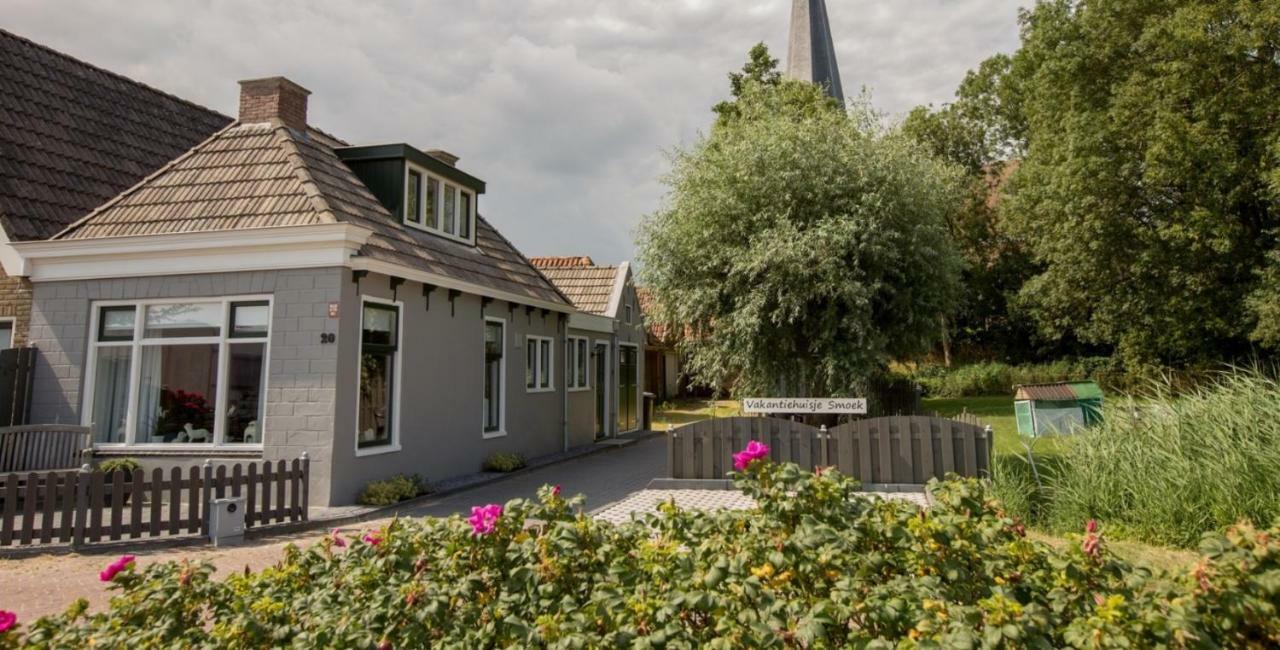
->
<box><xmin>483</xmin><ymin>319</ymin><xmax>504</xmax><ymax>434</ymax></box>
<box><xmin>567</xmin><ymin>336</ymin><xmax>588</xmax><ymax>390</ymax></box>
<box><xmin>359</xmin><ymin>302</ymin><xmax>399</xmax><ymax>450</ymax></box>
<box><xmin>85</xmin><ymin>298</ymin><xmax>270</xmax><ymax>446</ymax></box>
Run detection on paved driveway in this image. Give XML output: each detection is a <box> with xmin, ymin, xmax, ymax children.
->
<box><xmin>0</xmin><ymin>437</ymin><xmax>667</xmax><ymax>623</ymax></box>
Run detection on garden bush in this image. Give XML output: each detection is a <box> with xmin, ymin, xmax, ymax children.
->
<box><xmin>483</xmin><ymin>452</ymin><xmax>526</xmax><ymax>473</ymax></box>
<box><xmin>1031</xmin><ymin>370</ymin><xmax>1280</xmax><ymax>548</ymax></box>
<box><xmin>6</xmin><ymin>455</ymin><xmax>1280</xmax><ymax>647</ymax></box>
<box><xmin>910</xmin><ymin>358</ymin><xmax>1124</xmax><ymax>397</ymax></box>
<box><xmin>96</xmin><ymin>458</ymin><xmax>141</xmax><ymax>476</ymax></box>
<box><xmin>356</xmin><ymin>474</ymin><xmax>427</xmax><ymax>506</ymax></box>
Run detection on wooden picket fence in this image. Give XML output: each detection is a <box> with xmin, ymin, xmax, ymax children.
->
<box><xmin>0</xmin><ymin>456</ymin><xmax>309</xmax><ymax>549</ymax></box>
<box><xmin>668</xmin><ymin>416</ymin><xmax>991</xmax><ymax>485</ymax></box>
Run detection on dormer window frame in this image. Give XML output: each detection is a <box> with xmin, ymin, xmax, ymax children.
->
<box><xmin>403</xmin><ymin>160</ymin><xmax>476</xmax><ymax>246</ymax></box>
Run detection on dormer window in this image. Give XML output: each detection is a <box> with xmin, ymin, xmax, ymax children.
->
<box><xmin>404</xmin><ymin>163</ymin><xmax>475</xmax><ymax>244</ymax></box>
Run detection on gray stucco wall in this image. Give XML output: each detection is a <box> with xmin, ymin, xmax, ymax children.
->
<box><xmin>615</xmin><ymin>278</ymin><xmax>647</xmax><ymax>432</ymax></box>
<box><xmin>28</xmin><ymin>268</ymin><xmax>345</xmax><ymax>505</ymax></box>
<box><xmin>566</xmin><ymin>326</ymin><xmax>600</xmax><ymax>448</ymax></box>
<box><xmin>326</xmin><ymin>272</ymin><xmax>569</xmax><ymax>505</ymax></box>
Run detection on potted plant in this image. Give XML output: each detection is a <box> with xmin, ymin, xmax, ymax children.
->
<box><xmin>98</xmin><ymin>457</ymin><xmax>142</xmax><ymax>505</ymax></box>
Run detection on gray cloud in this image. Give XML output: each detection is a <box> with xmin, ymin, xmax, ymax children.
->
<box><xmin>4</xmin><ymin>0</ymin><xmax>1024</xmax><ymax>266</ymax></box>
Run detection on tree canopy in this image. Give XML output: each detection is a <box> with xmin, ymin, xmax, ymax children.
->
<box><xmin>638</xmin><ymin>48</ymin><xmax>963</xmax><ymax>396</ymax></box>
<box><xmin>934</xmin><ymin>0</ymin><xmax>1280</xmax><ymax>365</ymax></box>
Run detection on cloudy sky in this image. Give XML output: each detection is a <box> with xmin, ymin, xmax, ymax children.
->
<box><xmin>5</xmin><ymin>0</ymin><xmax>1025</xmax><ymax>267</ymax></box>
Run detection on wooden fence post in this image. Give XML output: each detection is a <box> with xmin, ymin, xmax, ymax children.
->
<box><xmin>300</xmin><ymin>451</ymin><xmax>310</xmax><ymax>520</ymax></box>
<box><xmin>818</xmin><ymin>424</ymin><xmax>829</xmax><ymax>468</ymax></box>
<box><xmin>200</xmin><ymin>459</ymin><xmax>212</xmax><ymax>536</ymax></box>
<box><xmin>71</xmin><ymin>463</ymin><xmax>90</xmax><ymax>549</ymax></box>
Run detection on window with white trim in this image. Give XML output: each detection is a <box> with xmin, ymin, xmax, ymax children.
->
<box><xmin>358</xmin><ymin>301</ymin><xmax>399</xmax><ymax>450</ymax></box>
<box><xmin>526</xmin><ymin>335</ymin><xmax>553</xmax><ymax>391</ymax></box>
<box><xmin>0</xmin><ymin>319</ymin><xmax>13</xmax><ymax>350</ymax></box>
<box><xmin>404</xmin><ymin>163</ymin><xmax>475</xmax><ymax>244</ymax></box>
<box><xmin>85</xmin><ymin>298</ymin><xmax>270</xmax><ymax>446</ymax></box>
<box><xmin>567</xmin><ymin>336</ymin><xmax>588</xmax><ymax>389</ymax></box>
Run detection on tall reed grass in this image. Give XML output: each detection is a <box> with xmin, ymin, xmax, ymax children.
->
<box><xmin>1020</xmin><ymin>369</ymin><xmax>1280</xmax><ymax>548</ymax></box>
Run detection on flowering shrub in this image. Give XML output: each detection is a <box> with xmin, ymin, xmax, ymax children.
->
<box><xmin>5</xmin><ymin>459</ymin><xmax>1280</xmax><ymax>647</ymax></box>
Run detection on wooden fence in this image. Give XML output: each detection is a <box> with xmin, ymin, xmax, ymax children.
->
<box><xmin>0</xmin><ymin>456</ymin><xmax>309</xmax><ymax>548</ymax></box>
<box><xmin>668</xmin><ymin>416</ymin><xmax>991</xmax><ymax>484</ymax></box>
<box><xmin>0</xmin><ymin>425</ymin><xmax>91</xmax><ymax>473</ymax></box>
<box><xmin>0</xmin><ymin>347</ymin><xmax>36</xmax><ymax>427</ymax></box>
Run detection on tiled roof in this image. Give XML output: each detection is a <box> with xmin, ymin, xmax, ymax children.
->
<box><xmin>528</xmin><ymin>256</ymin><xmax>595</xmax><ymax>268</ymax></box>
<box><xmin>56</xmin><ymin>122</ymin><xmax>568</xmax><ymax>306</ymax></box>
<box><xmin>0</xmin><ymin>28</ymin><xmax>232</xmax><ymax>241</ymax></box>
<box><xmin>531</xmin><ymin>258</ymin><xmax>620</xmax><ymax>316</ymax></box>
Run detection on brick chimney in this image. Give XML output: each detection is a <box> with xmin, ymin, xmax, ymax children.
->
<box><xmin>238</xmin><ymin>77</ymin><xmax>310</xmax><ymax>131</ymax></box>
<box><xmin>426</xmin><ymin>149</ymin><xmax>460</xmax><ymax>167</ymax></box>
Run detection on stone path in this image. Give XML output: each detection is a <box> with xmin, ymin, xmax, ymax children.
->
<box><xmin>592</xmin><ymin>488</ymin><xmax>930</xmax><ymax>524</ymax></box>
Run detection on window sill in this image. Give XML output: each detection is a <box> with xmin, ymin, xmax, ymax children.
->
<box><xmin>355</xmin><ymin>443</ymin><xmax>401</xmax><ymax>458</ymax></box>
<box><xmin>525</xmin><ymin>387</ymin><xmax>556</xmax><ymax>394</ymax></box>
<box><xmin>481</xmin><ymin>429</ymin><xmax>507</xmax><ymax>440</ymax></box>
<box><xmin>567</xmin><ymin>386</ymin><xmax>591</xmax><ymax>393</ymax></box>
<box><xmin>92</xmin><ymin>445</ymin><xmax>263</xmax><ymax>458</ymax></box>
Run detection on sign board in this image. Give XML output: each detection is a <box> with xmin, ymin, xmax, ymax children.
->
<box><xmin>327</xmin><ymin>302</ymin><xmax>340</xmax><ymax>318</ymax></box>
<box><xmin>742</xmin><ymin>397</ymin><xmax>867</xmax><ymax>414</ymax></box>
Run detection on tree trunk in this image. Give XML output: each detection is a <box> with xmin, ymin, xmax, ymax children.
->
<box><xmin>940</xmin><ymin>315</ymin><xmax>952</xmax><ymax>368</ymax></box>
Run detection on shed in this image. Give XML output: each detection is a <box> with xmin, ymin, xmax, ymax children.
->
<box><xmin>1014</xmin><ymin>381</ymin><xmax>1103</xmax><ymax>437</ymax></box>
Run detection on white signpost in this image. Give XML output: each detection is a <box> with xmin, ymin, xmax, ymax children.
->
<box><xmin>741</xmin><ymin>397</ymin><xmax>868</xmax><ymax>415</ymax></box>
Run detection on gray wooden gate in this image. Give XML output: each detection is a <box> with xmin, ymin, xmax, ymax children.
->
<box><xmin>667</xmin><ymin>415</ymin><xmax>991</xmax><ymax>485</ymax></box>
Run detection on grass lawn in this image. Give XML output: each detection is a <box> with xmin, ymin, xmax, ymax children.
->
<box><xmin>652</xmin><ymin>399</ymin><xmax>743</xmax><ymax>430</ymax></box>
<box><xmin>923</xmin><ymin>394</ymin><xmax>1069</xmax><ymax>457</ymax></box>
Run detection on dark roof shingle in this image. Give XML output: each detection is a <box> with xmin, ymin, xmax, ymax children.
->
<box><xmin>0</xmin><ymin>28</ymin><xmax>233</xmax><ymax>240</ymax></box>
<box><xmin>530</xmin><ymin>258</ymin><xmax>620</xmax><ymax>316</ymax></box>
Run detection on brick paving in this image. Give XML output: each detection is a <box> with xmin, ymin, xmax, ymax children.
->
<box><xmin>592</xmin><ymin>487</ymin><xmax>930</xmax><ymax>524</ymax></box>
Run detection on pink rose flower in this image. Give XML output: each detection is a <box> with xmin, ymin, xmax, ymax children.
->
<box><xmin>468</xmin><ymin>503</ymin><xmax>503</xmax><ymax>536</ymax></box>
<box><xmin>551</xmin><ymin>485</ymin><xmax>561</xmax><ymax>497</ymax></box>
<box><xmin>99</xmin><ymin>554</ymin><xmax>136</xmax><ymax>582</ymax></box>
<box><xmin>330</xmin><ymin>528</ymin><xmax>347</xmax><ymax>548</ymax></box>
<box><xmin>362</xmin><ymin>531</ymin><xmax>382</xmax><ymax>546</ymax></box>
<box><xmin>732</xmin><ymin>440</ymin><xmax>771</xmax><ymax>471</ymax></box>
<box><xmin>0</xmin><ymin>610</ymin><xmax>15</xmax><ymax>633</ymax></box>
<box><xmin>1085</xmin><ymin>519</ymin><xmax>1098</xmax><ymax>534</ymax></box>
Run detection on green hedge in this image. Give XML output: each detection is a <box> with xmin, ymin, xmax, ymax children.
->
<box><xmin>8</xmin><ymin>461</ymin><xmax>1280</xmax><ymax>647</ymax></box>
<box><xmin>910</xmin><ymin>358</ymin><xmax>1126</xmax><ymax>397</ymax></box>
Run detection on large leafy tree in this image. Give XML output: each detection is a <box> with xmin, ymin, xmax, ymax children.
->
<box><xmin>638</xmin><ymin>50</ymin><xmax>963</xmax><ymax>396</ymax></box>
<box><xmin>975</xmin><ymin>0</ymin><xmax>1280</xmax><ymax>364</ymax></box>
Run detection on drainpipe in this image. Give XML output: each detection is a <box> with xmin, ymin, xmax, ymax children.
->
<box><xmin>561</xmin><ymin>315</ymin><xmax>569</xmax><ymax>452</ymax></box>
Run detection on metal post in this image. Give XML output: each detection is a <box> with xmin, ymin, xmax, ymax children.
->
<box><xmin>819</xmin><ymin>424</ymin><xmax>829</xmax><ymax>467</ymax></box>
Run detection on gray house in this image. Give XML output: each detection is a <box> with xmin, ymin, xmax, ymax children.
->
<box><xmin>529</xmin><ymin>257</ymin><xmax>645</xmax><ymax>444</ymax></box>
<box><xmin>14</xmin><ymin>77</ymin><xmax>578</xmax><ymax>506</ymax></box>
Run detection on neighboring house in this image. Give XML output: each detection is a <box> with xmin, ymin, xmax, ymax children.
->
<box><xmin>529</xmin><ymin>257</ymin><xmax>645</xmax><ymax>442</ymax></box>
<box><xmin>14</xmin><ymin>76</ymin><xmax>577</xmax><ymax>506</ymax></box>
<box><xmin>635</xmin><ymin>287</ymin><xmax>683</xmax><ymax>401</ymax></box>
<box><xmin>0</xmin><ymin>28</ymin><xmax>232</xmax><ymax>350</ymax></box>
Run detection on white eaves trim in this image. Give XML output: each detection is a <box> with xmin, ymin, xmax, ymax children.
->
<box><xmin>351</xmin><ymin>257</ymin><xmax>573</xmax><ymax>314</ymax></box>
<box><xmin>568</xmin><ymin>310</ymin><xmax>615</xmax><ymax>333</ymax></box>
<box><xmin>0</xmin><ymin>229</ymin><xmax>22</xmax><ymax>278</ymax></box>
<box><xmin>604</xmin><ymin>261</ymin><xmax>630</xmax><ymax>319</ymax></box>
<box><xmin>13</xmin><ymin>224</ymin><xmax>373</xmax><ymax>282</ymax></box>
<box><xmin>12</xmin><ymin>223</ymin><xmax>576</xmax><ymax>314</ymax></box>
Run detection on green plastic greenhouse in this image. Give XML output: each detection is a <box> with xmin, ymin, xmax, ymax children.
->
<box><xmin>1013</xmin><ymin>381</ymin><xmax>1104</xmax><ymax>437</ymax></box>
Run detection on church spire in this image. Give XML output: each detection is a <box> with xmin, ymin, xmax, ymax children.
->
<box><xmin>785</xmin><ymin>0</ymin><xmax>845</xmax><ymax>105</ymax></box>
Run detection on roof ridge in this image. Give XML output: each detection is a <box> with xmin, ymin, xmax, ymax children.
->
<box><xmin>0</xmin><ymin>27</ymin><xmax>231</xmax><ymax>123</ymax></box>
<box><xmin>52</xmin><ymin>119</ymin><xmax>246</xmax><ymax>240</ymax></box>
<box><xmin>273</xmin><ymin>124</ymin><xmax>341</xmax><ymax>224</ymax></box>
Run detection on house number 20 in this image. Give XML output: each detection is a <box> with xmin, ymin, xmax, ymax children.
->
<box><xmin>319</xmin><ymin>332</ymin><xmax>336</xmax><ymax>344</ymax></box>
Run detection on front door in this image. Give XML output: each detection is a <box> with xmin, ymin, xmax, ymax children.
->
<box><xmin>594</xmin><ymin>342</ymin><xmax>609</xmax><ymax>439</ymax></box>
<box><xmin>617</xmin><ymin>345</ymin><xmax>638</xmax><ymax>432</ymax></box>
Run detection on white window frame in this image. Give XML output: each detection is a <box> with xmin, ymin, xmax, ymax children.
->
<box><xmin>403</xmin><ymin>161</ymin><xmax>476</xmax><ymax>246</ymax></box>
<box><xmin>0</xmin><ymin>317</ymin><xmax>14</xmax><ymax>349</ymax></box>
<box><xmin>82</xmin><ymin>295</ymin><xmax>272</xmax><ymax>450</ymax></box>
<box><xmin>355</xmin><ymin>296</ymin><xmax>404</xmax><ymax>457</ymax></box>
<box><xmin>567</xmin><ymin>335</ymin><xmax>589</xmax><ymax>391</ymax></box>
<box><xmin>525</xmin><ymin>335</ymin><xmax>555</xmax><ymax>393</ymax></box>
<box><xmin>482</xmin><ymin>316</ymin><xmax>507</xmax><ymax>438</ymax></box>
